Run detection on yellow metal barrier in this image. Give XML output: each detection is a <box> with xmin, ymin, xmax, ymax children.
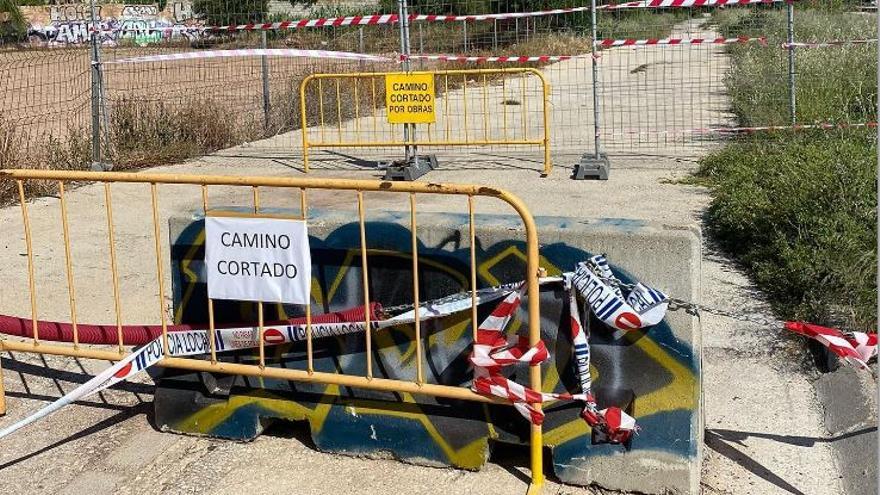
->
<box><xmin>0</xmin><ymin>169</ymin><xmax>545</xmax><ymax>494</ymax></box>
<box><xmin>299</xmin><ymin>68</ymin><xmax>552</xmax><ymax>176</ymax></box>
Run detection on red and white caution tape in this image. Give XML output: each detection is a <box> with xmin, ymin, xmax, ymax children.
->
<box><xmin>213</xmin><ymin>13</ymin><xmax>398</xmax><ymax>31</ymax></box>
<box><xmin>107</xmin><ymin>49</ymin><xmax>394</xmax><ymax>64</ymax></box>
<box><xmin>410</xmin><ymin>0</ymin><xmax>785</xmax><ymax>22</ymax></box>
<box><xmin>566</xmin><ymin>275</ymin><xmax>638</xmax><ymax>443</ymax></box>
<box><xmin>0</xmin><ymin>280</ymin><xmax>530</xmax><ymax>439</ymax></box>
<box><xmin>95</xmin><ymin>14</ymin><xmax>401</xmax><ymax>35</ymax></box>
<box><xmin>0</xmin><ymin>255</ymin><xmax>667</xmax><ymax>441</ymax></box>
<box><xmin>403</xmin><ymin>54</ymin><xmax>577</xmax><ymax>63</ymax></box>
<box><xmin>783</xmin><ymin>39</ymin><xmax>878</xmax><ymax>49</ymax></box>
<box><xmin>601</xmin><ymin>0</ymin><xmax>786</xmax><ymax>7</ymax></box>
<box><xmin>470</xmin><ymin>255</ymin><xmax>666</xmax><ymax>443</ymax></box>
<box><xmin>599</xmin><ymin>35</ymin><xmax>765</xmax><ymax>47</ymax></box>
<box><xmin>570</xmin><ymin>255</ymin><xmax>668</xmax><ymax>333</ymax></box>
<box><xmin>785</xmin><ymin>321</ymin><xmax>878</xmax><ymax>370</ymax></box>
<box><xmin>94</xmin><ymin>0</ymin><xmax>787</xmax><ymax>35</ymax></box>
<box><xmin>470</xmin><ymin>286</ymin><xmax>566</xmax><ymax>425</ymax></box>
<box><xmin>602</xmin><ymin>122</ymin><xmax>878</xmax><ymax>139</ymax></box>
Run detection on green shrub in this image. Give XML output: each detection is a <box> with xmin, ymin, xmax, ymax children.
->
<box><xmin>698</xmin><ymin>132</ymin><xmax>877</xmax><ymax>331</ymax></box>
<box><xmin>718</xmin><ymin>8</ymin><xmax>877</xmax><ymax>126</ymax></box>
<box><xmin>699</xmin><ymin>5</ymin><xmax>878</xmax><ymax>331</ymax></box>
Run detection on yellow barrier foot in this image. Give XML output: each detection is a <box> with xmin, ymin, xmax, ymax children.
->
<box><xmin>526</xmin><ymin>480</ymin><xmax>544</xmax><ymax>495</ymax></box>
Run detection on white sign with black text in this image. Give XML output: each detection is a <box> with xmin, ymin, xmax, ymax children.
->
<box><xmin>205</xmin><ymin>216</ymin><xmax>311</xmax><ymax>304</ymax></box>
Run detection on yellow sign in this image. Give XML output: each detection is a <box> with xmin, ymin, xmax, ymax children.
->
<box><xmin>385</xmin><ymin>73</ymin><xmax>436</xmax><ymax>124</ymax></box>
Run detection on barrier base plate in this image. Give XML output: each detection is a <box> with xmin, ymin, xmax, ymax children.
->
<box><xmin>572</xmin><ymin>153</ymin><xmax>610</xmax><ymax>180</ymax></box>
<box><xmin>381</xmin><ymin>154</ymin><xmax>439</xmax><ymax>181</ymax></box>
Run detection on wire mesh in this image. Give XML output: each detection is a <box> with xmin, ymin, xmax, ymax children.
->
<box><xmin>0</xmin><ymin>0</ymin><xmax>877</xmax><ymax>174</ymax></box>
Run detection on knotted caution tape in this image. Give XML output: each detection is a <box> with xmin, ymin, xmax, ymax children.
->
<box><xmin>785</xmin><ymin>321</ymin><xmax>878</xmax><ymax>371</ymax></box>
<box><xmin>469</xmin><ymin>255</ymin><xmax>668</xmax><ymax>443</ymax></box>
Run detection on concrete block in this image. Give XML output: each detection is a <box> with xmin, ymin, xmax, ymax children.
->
<box><xmin>158</xmin><ymin>209</ymin><xmax>701</xmax><ymax>494</ymax></box>
<box><xmin>815</xmin><ymin>366</ymin><xmax>878</xmax><ymax>495</ymax></box>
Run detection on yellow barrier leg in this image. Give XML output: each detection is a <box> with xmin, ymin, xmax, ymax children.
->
<box><xmin>0</xmin><ymin>345</ymin><xmax>7</xmax><ymax>416</ymax></box>
<box><xmin>525</xmin><ymin>208</ymin><xmax>544</xmax><ymax>494</ymax></box>
<box><xmin>527</xmin><ymin>420</ymin><xmax>544</xmax><ymax>494</ymax></box>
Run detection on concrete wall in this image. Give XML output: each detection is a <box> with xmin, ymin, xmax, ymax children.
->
<box><xmin>158</xmin><ymin>209</ymin><xmax>702</xmax><ymax>494</ymax></box>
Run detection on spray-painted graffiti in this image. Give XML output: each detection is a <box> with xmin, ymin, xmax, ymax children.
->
<box><xmin>49</xmin><ymin>3</ymin><xmax>97</xmax><ymax>22</ymax></box>
<box><xmin>158</xmin><ymin>209</ymin><xmax>699</xmax><ymax>489</ymax></box>
<box><xmin>121</xmin><ymin>4</ymin><xmax>159</xmax><ymax>18</ymax></box>
<box><xmin>23</xmin><ymin>2</ymin><xmax>204</xmax><ymax>46</ymax></box>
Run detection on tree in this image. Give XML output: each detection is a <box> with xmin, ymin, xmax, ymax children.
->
<box><xmin>0</xmin><ymin>0</ymin><xmax>27</xmax><ymax>44</ymax></box>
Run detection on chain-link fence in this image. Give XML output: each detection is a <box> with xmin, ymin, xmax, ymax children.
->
<box><xmin>0</xmin><ymin>0</ymin><xmax>876</xmax><ymax>176</ymax></box>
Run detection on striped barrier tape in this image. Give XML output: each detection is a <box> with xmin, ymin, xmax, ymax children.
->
<box><xmin>409</xmin><ymin>0</ymin><xmax>785</xmax><ymax>22</ymax></box>
<box><xmin>102</xmin><ymin>32</ymin><xmax>771</xmax><ymax>66</ymax></box>
<box><xmin>109</xmin><ymin>34</ymin><xmax>765</xmax><ymax>66</ymax></box>
<box><xmin>403</xmin><ymin>54</ymin><xmax>577</xmax><ymax>63</ymax></box>
<box><xmin>783</xmin><ymin>39</ymin><xmax>879</xmax><ymax>49</ymax></box>
<box><xmin>565</xmin><ymin>274</ymin><xmax>638</xmax><ymax>443</ymax></box>
<box><xmin>0</xmin><ymin>255</ymin><xmax>668</xmax><ymax>441</ymax></box>
<box><xmin>785</xmin><ymin>321</ymin><xmax>878</xmax><ymax>371</ymax></box>
<box><xmin>601</xmin><ymin>122</ymin><xmax>878</xmax><ymax>139</ymax></box>
<box><xmin>93</xmin><ymin>14</ymin><xmax>401</xmax><ymax>34</ymax></box>
<box><xmin>93</xmin><ymin>0</ymin><xmax>789</xmax><ymax>35</ymax></box>
<box><xmin>0</xmin><ymin>283</ymin><xmax>521</xmax><ymax>440</ymax></box>
<box><xmin>469</xmin><ymin>254</ymin><xmax>665</xmax><ymax>444</ymax></box>
<box><xmin>106</xmin><ymin>48</ymin><xmax>394</xmax><ymax>64</ymax></box>
<box><xmin>599</xmin><ymin>35</ymin><xmax>765</xmax><ymax>47</ymax></box>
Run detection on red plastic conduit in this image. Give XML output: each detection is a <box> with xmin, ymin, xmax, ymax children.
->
<box><xmin>0</xmin><ymin>303</ymin><xmax>382</xmax><ymax>346</ymax></box>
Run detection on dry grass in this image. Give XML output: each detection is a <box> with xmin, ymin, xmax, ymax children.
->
<box><xmin>108</xmin><ymin>97</ymin><xmax>260</xmax><ymax>168</ymax></box>
<box><xmin>0</xmin><ymin>30</ymin><xmax>590</xmax><ymax>204</ymax></box>
<box><xmin>0</xmin><ymin>117</ymin><xmax>90</xmax><ymax>205</ymax></box>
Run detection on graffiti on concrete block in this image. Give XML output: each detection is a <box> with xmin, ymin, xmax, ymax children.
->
<box><xmin>159</xmin><ymin>213</ymin><xmax>700</xmax><ymax>488</ymax></box>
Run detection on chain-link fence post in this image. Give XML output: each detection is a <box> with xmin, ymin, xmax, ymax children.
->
<box><xmin>384</xmin><ymin>0</ymin><xmax>437</xmax><ymax>180</ymax></box>
<box><xmin>875</xmin><ymin>5</ymin><xmax>879</xmax><ymax>490</ymax></box>
<box><xmin>397</xmin><ymin>0</ymin><xmax>413</xmax><ymax>161</ymax></box>
<box><xmin>463</xmin><ymin>21</ymin><xmax>468</xmax><ymax>51</ymax></box>
<box><xmin>573</xmin><ymin>0</ymin><xmax>610</xmax><ymax>180</ymax></box>
<box><xmin>88</xmin><ymin>0</ymin><xmax>108</xmax><ymax>171</ymax></box>
<box><xmin>261</xmin><ymin>31</ymin><xmax>271</xmax><ymax>132</ymax></box>
<box><xmin>787</xmin><ymin>1</ymin><xmax>796</xmax><ymax>125</ymax></box>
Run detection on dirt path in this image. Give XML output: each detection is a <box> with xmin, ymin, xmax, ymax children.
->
<box><xmin>0</xmin><ymin>18</ymin><xmax>846</xmax><ymax>495</ymax></box>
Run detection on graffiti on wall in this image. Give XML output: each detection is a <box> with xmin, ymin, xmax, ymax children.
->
<box><xmin>23</xmin><ymin>2</ymin><xmax>204</xmax><ymax>46</ymax></box>
<box><xmin>157</xmin><ymin>211</ymin><xmax>700</xmax><ymax>487</ymax></box>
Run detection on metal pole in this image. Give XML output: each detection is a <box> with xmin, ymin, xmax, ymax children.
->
<box><xmin>463</xmin><ymin>21</ymin><xmax>468</xmax><ymax>52</ymax></box>
<box><xmin>493</xmin><ymin>19</ymin><xmax>498</xmax><ymax>50</ymax></box>
<box><xmin>787</xmin><ymin>1</ymin><xmax>796</xmax><ymax>125</ymax></box>
<box><xmin>397</xmin><ymin>0</ymin><xmax>415</xmax><ymax>161</ymax></box>
<box><xmin>590</xmin><ymin>0</ymin><xmax>601</xmax><ymax>160</ymax></box>
<box><xmin>261</xmin><ymin>31</ymin><xmax>271</xmax><ymax>132</ymax></box>
<box><xmin>418</xmin><ymin>23</ymin><xmax>424</xmax><ymax>70</ymax></box>
<box><xmin>88</xmin><ymin>0</ymin><xmax>102</xmax><ymax>169</ymax></box>
<box><xmin>875</xmin><ymin>5</ymin><xmax>879</xmax><ymax>495</ymax></box>
<box><xmin>358</xmin><ymin>27</ymin><xmax>365</xmax><ymax>70</ymax></box>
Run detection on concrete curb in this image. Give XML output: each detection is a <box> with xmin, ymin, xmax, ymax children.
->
<box><xmin>814</xmin><ymin>365</ymin><xmax>878</xmax><ymax>495</ymax></box>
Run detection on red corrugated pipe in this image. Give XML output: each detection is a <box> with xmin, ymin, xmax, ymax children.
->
<box><xmin>0</xmin><ymin>303</ymin><xmax>382</xmax><ymax>346</ymax></box>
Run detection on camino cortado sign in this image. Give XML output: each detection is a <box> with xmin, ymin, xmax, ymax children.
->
<box><xmin>385</xmin><ymin>73</ymin><xmax>436</xmax><ymax>124</ymax></box>
<box><xmin>204</xmin><ymin>216</ymin><xmax>311</xmax><ymax>304</ymax></box>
